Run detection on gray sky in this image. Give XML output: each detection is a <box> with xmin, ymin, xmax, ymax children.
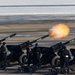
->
<box><xmin>0</xmin><ymin>0</ymin><xmax>75</xmax><ymax>5</ymax></box>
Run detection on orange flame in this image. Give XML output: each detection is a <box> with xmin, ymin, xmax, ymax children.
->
<box><xmin>49</xmin><ymin>24</ymin><xmax>70</xmax><ymax>39</ymax></box>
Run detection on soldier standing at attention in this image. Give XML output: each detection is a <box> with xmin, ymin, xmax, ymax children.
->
<box><xmin>32</xmin><ymin>43</ymin><xmax>41</xmax><ymax>67</ymax></box>
<box><xmin>0</xmin><ymin>42</ymin><xmax>2</xmax><ymax>66</ymax></box>
<box><xmin>58</xmin><ymin>45</ymin><xmax>70</xmax><ymax>74</ymax></box>
<box><xmin>26</xmin><ymin>46</ymin><xmax>32</xmax><ymax>67</ymax></box>
<box><xmin>1</xmin><ymin>42</ymin><xmax>7</xmax><ymax>69</ymax></box>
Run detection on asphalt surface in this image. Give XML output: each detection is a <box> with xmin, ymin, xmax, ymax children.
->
<box><xmin>0</xmin><ymin>65</ymin><xmax>75</xmax><ymax>75</ymax></box>
<box><xmin>0</xmin><ymin>20</ymin><xmax>75</xmax><ymax>75</ymax></box>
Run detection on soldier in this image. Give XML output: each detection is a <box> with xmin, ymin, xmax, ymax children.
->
<box><xmin>26</xmin><ymin>46</ymin><xmax>32</xmax><ymax>67</ymax></box>
<box><xmin>0</xmin><ymin>42</ymin><xmax>2</xmax><ymax>66</ymax></box>
<box><xmin>0</xmin><ymin>42</ymin><xmax>2</xmax><ymax>55</ymax></box>
<box><xmin>58</xmin><ymin>45</ymin><xmax>70</xmax><ymax>74</ymax></box>
<box><xmin>32</xmin><ymin>43</ymin><xmax>41</xmax><ymax>67</ymax></box>
<box><xmin>1</xmin><ymin>42</ymin><xmax>7</xmax><ymax>69</ymax></box>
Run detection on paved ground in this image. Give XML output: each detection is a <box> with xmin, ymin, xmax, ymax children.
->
<box><xmin>0</xmin><ymin>65</ymin><xmax>75</xmax><ymax>75</ymax></box>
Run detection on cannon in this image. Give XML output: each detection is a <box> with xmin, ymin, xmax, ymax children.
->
<box><xmin>2</xmin><ymin>34</ymin><xmax>49</xmax><ymax>66</ymax></box>
<box><xmin>0</xmin><ymin>33</ymin><xmax>16</xmax><ymax>65</ymax></box>
<box><xmin>39</xmin><ymin>38</ymin><xmax>75</xmax><ymax>67</ymax></box>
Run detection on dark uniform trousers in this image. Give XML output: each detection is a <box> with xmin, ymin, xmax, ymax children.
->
<box><xmin>32</xmin><ymin>47</ymin><xmax>41</xmax><ymax>66</ymax></box>
<box><xmin>58</xmin><ymin>48</ymin><xmax>70</xmax><ymax>74</ymax></box>
<box><xmin>1</xmin><ymin>45</ymin><xmax>7</xmax><ymax>68</ymax></box>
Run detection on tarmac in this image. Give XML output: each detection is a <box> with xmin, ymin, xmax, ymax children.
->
<box><xmin>0</xmin><ymin>65</ymin><xmax>74</xmax><ymax>75</ymax></box>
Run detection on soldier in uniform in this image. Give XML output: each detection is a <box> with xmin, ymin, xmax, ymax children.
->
<box><xmin>1</xmin><ymin>42</ymin><xmax>7</xmax><ymax>69</ymax></box>
<box><xmin>58</xmin><ymin>45</ymin><xmax>70</xmax><ymax>74</ymax></box>
<box><xmin>26</xmin><ymin>46</ymin><xmax>32</xmax><ymax>67</ymax></box>
<box><xmin>0</xmin><ymin>42</ymin><xmax>2</xmax><ymax>66</ymax></box>
<box><xmin>32</xmin><ymin>43</ymin><xmax>41</xmax><ymax>67</ymax></box>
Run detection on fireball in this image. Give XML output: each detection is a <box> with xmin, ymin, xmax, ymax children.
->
<box><xmin>48</xmin><ymin>24</ymin><xmax>70</xmax><ymax>39</ymax></box>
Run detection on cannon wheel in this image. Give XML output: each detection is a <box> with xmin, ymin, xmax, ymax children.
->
<box><xmin>19</xmin><ymin>54</ymin><xmax>28</xmax><ymax>64</ymax></box>
<box><xmin>51</xmin><ymin>55</ymin><xmax>60</xmax><ymax>67</ymax></box>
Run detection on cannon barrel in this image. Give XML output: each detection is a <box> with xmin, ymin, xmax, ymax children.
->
<box><xmin>20</xmin><ymin>34</ymin><xmax>49</xmax><ymax>49</ymax></box>
<box><xmin>62</xmin><ymin>38</ymin><xmax>75</xmax><ymax>45</ymax></box>
<box><xmin>51</xmin><ymin>38</ymin><xmax>75</xmax><ymax>52</ymax></box>
<box><xmin>30</xmin><ymin>34</ymin><xmax>48</xmax><ymax>44</ymax></box>
<box><xmin>0</xmin><ymin>33</ymin><xmax>16</xmax><ymax>42</ymax></box>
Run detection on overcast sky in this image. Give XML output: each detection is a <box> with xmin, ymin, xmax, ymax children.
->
<box><xmin>0</xmin><ymin>0</ymin><xmax>74</xmax><ymax>15</ymax></box>
<box><xmin>0</xmin><ymin>0</ymin><xmax>75</xmax><ymax>5</ymax></box>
